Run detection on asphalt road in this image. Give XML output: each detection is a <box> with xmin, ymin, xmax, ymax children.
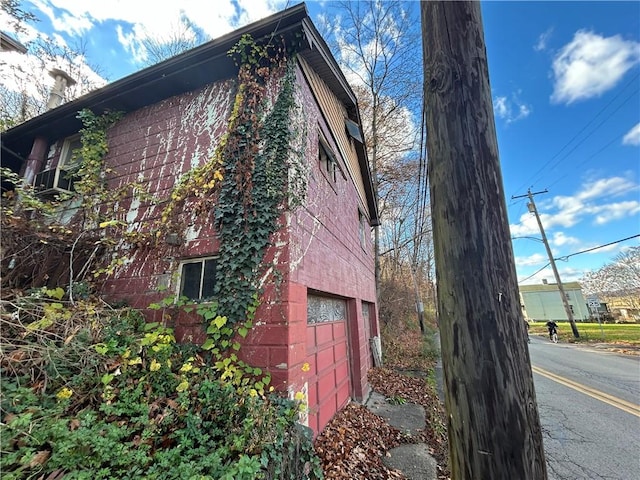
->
<box><xmin>528</xmin><ymin>335</ymin><xmax>640</xmax><ymax>480</ymax></box>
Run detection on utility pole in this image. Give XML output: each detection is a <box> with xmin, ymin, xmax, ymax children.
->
<box><xmin>513</xmin><ymin>189</ymin><xmax>580</xmax><ymax>338</ymax></box>
<box><xmin>421</xmin><ymin>2</ymin><xmax>547</xmax><ymax>479</ymax></box>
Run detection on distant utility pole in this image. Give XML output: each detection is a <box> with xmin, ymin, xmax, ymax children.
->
<box><xmin>513</xmin><ymin>189</ymin><xmax>580</xmax><ymax>338</ymax></box>
<box><xmin>421</xmin><ymin>2</ymin><xmax>547</xmax><ymax>479</ymax></box>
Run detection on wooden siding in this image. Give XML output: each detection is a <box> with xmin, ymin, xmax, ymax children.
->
<box><xmin>297</xmin><ymin>56</ymin><xmax>369</xmax><ymax>218</ymax></box>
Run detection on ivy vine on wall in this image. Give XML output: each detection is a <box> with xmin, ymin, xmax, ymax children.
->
<box><xmin>158</xmin><ymin>34</ymin><xmax>307</xmax><ymax>327</ymax></box>
<box><xmin>2</xmin><ymin>34</ymin><xmax>309</xmax><ymax>391</ymax></box>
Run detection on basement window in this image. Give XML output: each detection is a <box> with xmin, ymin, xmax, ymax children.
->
<box><xmin>179</xmin><ymin>257</ymin><xmax>217</xmax><ymax>301</ymax></box>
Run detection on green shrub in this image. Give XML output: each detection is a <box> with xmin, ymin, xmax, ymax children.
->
<box><xmin>0</xmin><ymin>295</ymin><xmax>322</xmax><ymax>480</ymax></box>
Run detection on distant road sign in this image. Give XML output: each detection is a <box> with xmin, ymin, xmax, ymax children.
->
<box><xmin>588</xmin><ymin>299</ymin><xmax>600</xmax><ymax>308</ymax></box>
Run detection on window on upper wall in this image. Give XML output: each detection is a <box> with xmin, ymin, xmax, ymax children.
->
<box><xmin>60</xmin><ymin>135</ymin><xmax>83</xmax><ymax>169</ymax></box>
<box><xmin>34</xmin><ymin>135</ymin><xmax>82</xmax><ymax>195</ymax></box>
<box><xmin>179</xmin><ymin>257</ymin><xmax>217</xmax><ymax>301</ymax></box>
<box><xmin>358</xmin><ymin>209</ymin><xmax>368</xmax><ymax>249</ymax></box>
<box><xmin>318</xmin><ymin>136</ymin><xmax>337</xmax><ymax>183</ymax></box>
<box><xmin>344</xmin><ymin>117</ymin><xmax>363</xmax><ymax>143</ymax></box>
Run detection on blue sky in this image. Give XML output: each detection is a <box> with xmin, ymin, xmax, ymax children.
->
<box><xmin>1</xmin><ymin>0</ymin><xmax>638</xmax><ymax>286</ymax></box>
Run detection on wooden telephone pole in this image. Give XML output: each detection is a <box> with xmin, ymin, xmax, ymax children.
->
<box><xmin>513</xmin><ymin>189</ymin><xmax>581</xmax><ymax>338</ymax></box>
<box><xmin>421</xmin><ymin>2</ymin><xmax>547</xmax><ymax>478</ymax></box>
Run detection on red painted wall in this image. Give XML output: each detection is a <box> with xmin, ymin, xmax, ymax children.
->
<box><xmin>47</xmin><ymin>62</ymin><xmax>378</xmax><ymax>436</ymax></box>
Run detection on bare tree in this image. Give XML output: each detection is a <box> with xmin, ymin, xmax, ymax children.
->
<box><xmin>1</xmin><ymin>2</ymin><xmax>106</xmax><ymax>129</ymax></box>
<box><xmin>141</xmin><ymin>17</ymin><xmax>208</xmax><ymax>66</ymax></box>
<box><xmin>321</xmin><ymin>1</ymin><xmax>430</xmax><ymax>319</ymax></box>
<box><xmin>1</xmin><ymin>0</ymin><xmax>36</xmax><ymax>34</ymax></box>
<box><xmin>581</xmin><ymin>246</ymin><xmax>640</xmax><ymax>312</ymax></box>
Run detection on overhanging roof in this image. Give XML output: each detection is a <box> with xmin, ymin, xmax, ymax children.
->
<box><xmin>519</xmin><ymin>282</ymin><xmax>583</xmax><ymax>293</ymax></box>
<box><xmin>1</xmin><ymin>32</ymin><xmax>27</xmax><ymax>54</ymax></box>
<box><xmin>0</xmin><ymin>2</ymin><xmax>378</xmax><ymax>224</ymax></box>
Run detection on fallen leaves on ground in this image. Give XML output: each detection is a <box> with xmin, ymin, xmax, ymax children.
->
<box><xmin>314</xmin><ymin>324</ymin><xmax>451</xmax><ymax>479</ymax></box>
<box><xmin>314</xmin><ymin>367</ymin><xmax>451</xmax><ymax>480</ymax></box>
<box><xmin>314</xmin><ymin>403</ymin><xmax>406</xmax><ymax>479</ymax></box>
<box><xmin>380</xmin><ymin>324</ymin><xmax>435</xmax><ymax>372</ymax></box>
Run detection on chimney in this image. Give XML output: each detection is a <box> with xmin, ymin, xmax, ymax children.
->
<box><xmin>46</xmin><ymin>68</ymin><xmax>76</xmax><ymax>110</ymax></box>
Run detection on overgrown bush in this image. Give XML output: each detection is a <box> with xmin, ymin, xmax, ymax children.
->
<box><xmin>0</xmin><ymin>291</ymin><xmax>322</xmax><ymax>479</ymax></box>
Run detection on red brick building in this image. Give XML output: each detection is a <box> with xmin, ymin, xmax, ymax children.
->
<box><xmin>2</xmin><ymin>4</ymin><xmax>379</xmax><ymax>435</ymax></box>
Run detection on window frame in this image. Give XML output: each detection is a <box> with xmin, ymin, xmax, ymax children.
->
<box><xmin>358</xmin><ymin>209</ymin><xmax>368</xmax><ymax>250</ymax></box>
<box><xmin>177</xmin><ymin>256</ymin><xmax>218</xmax><ymax>302</ymax></box>
<box><xmin>58</xmin><ymin>135</ymin><xmax>83</xmax><ymax>169</ymax></box>
<box><xmin>318</xmin><ymin>135</ymin><xmax>337</xmax><ymax>184</ymax></box>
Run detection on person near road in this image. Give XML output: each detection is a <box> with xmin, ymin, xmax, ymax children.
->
<box><xmin>545</xmin><ymin>320</ymin><xmax>558</xmax><ymax>340</ymax></box>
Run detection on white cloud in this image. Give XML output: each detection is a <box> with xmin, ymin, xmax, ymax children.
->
<box><xmin>519</xmin><ymin>266</ymin><xmax>553</xmax><ymax>285</ymax></box>
<box><xmin>515</xmin><ymin>253</ymin><xmax>547</xmax><ymax>267</ymax></box>
<box><xmin>52</xmin><ymin>11</ymin><xmax>93</xmax><ymax>36</ymax></box>
<box><xmin>622</xmin><ymin>122</ymin><xmax>640</xmax><ymax>146</ymax></box>
<box><xmin>29</xmin><ymin>1</ymin><xmax>288</xmax><ymax>69</ymax></box>
<box><xmin>534</xmin><ymin>27</ymin><xmax>553</xmax><ymax>52</ymax></box>
<box><xmin>592</xmin><ymin>201</ymin><xmax>640</xmax><ymax>225</ymax></box>
<box><xmin>510</xmin><ymin>174</ymin><xmax>640</xmax><ymax>236</ymax></box>
<box><xmin>493</xmin><ymin>92</ymin><xmax>531</xmax><ymax>124</ymax></box>
<box><xmin>518</xmin><ymin>265</ymin><xmax>585</xmax><ymax>286</ymax></box>
<box><xmin>584</xmin><ymin>242</ymin><xmax>620</xmax><ymax>254</ymax></box>
<box><xmin>551</xmin><ymin>231</ymin><xmax>579</xmax><ymax>247</ymax></box>
<box><xmin>551</xmin><ymin>30</ymin><xmax>640</xmax><ymax>104</ymax></box>
<box><xmin>116</xmin><ymin>24</ymin><xmax>148</xmax><ymax>64</ymax></box>
<box><xmin>494</xmin><ymin>96</ymin><xmax>508</xmax><ymax>118</ymax></box>
<box><xmin>575</xmin><ymin>176</ymin><xmax>637</xmax><ymax>201</ymax></box>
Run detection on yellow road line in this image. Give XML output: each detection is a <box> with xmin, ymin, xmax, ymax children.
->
<box><xmin>531</xmin><ymin>365</ymin><xmax>640</xmax><ymax>418</ymax></box>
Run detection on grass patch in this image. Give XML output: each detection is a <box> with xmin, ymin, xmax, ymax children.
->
<box><xmin>528</xmin><ymin>322</ymin><xmax>640</xmax><ymax>345</ymax></box>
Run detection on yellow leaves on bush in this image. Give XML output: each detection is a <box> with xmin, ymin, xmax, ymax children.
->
<box><xmin>56</xmin><ymin>387</ymin><xmax>73</xmax><ymax>401</ymax></box>
<box><xmin>179</xmin><ymin>358</ymin><xmax>198</xmax><ymax>374</ymax></box>
<box><xmin>149</xmin><ymin>359</ymin><xmax>161</xmax><ymax>372</ymax></box>
<box><xmin>176</xmin><ymin>380</ymin><xmax>189</xmax><ymax>392</ymax></box>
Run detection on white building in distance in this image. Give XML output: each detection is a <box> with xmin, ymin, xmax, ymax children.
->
<box><xmin>520</xmin><ymin>280</ymin><xmax>590</xmax><ymax>322</ymax></box>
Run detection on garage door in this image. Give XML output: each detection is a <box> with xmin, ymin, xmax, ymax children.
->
<box><xmin>306</xmin><ymin>294</ymin><xmax>351</xmax><ymax>434</ymax></box>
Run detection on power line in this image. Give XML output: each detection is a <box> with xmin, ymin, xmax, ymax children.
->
<box><xmin>517</xmin><ymin>234</ymin><xmax>640</xmax><ymax>283</ymax></box>
<box><xmin>542</xmin><ymin>88</ymin><xmax>638</xmax><ymax>186</ymax></box>
<box><xmin>546</xmin><ymin>129</ymin><xmax>629</xmax><ymax>191</ymax></box>
<box><xmin>555</xmin><ymin>234</ymin><xmax>640</xmax><ymax>262</ymax></box>
<box><xmin>518</xmin><ymin>263</ymin><xmax>551</xmax><ymax>284</ymax></box>
<box><xmin>511</xmin><ymin>72</ymin><xmax>640</xmax><ymax>195</ymax></box>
